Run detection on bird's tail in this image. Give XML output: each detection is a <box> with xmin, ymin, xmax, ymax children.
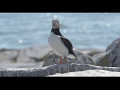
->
<box><xmin>72</xmin><ymin>48</ymin><xmax>80</xmax><ymax>60</ymax></box>
<box><xmin>68</xmin><ymin>53</ymin><xmax>76</xmax><ymax>58</ymax></box>
<box><xmin>68</xmin><ymin>48</ymin><xmax>78</xmax><ymax>60</ymax></box>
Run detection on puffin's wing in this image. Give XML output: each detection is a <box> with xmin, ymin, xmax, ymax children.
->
<box><xmin>61</xmin><ymin>36</ymin><xmax>73</xmax><ymax>50</ymax></box>
<box><xmin>60</xmin><ymin>36</ymin><xmax>76</xmax><ymax>57</ymax></box>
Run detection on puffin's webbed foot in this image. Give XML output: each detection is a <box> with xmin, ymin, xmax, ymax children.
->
<box><xmin>60</xmin><ymin>56</ymin><xmax>62</xmax><ymax>64</ymax></box>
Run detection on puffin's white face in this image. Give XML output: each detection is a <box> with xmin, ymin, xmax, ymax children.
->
<box><xmin>52</xmin><ymin>19</ymin><xmax>60</xmax><ymax>29</ymax></box>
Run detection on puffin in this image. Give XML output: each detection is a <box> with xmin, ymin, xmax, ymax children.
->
<box><xmin>48</xmin><ymin>18</ymin><xmax>76</xmax><ymax>64</ymax></box>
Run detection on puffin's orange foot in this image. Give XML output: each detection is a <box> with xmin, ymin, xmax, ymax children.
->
<box><xmin>60</xmin><ymin>57</ymin><xmax>62</xmax><ymax>64</ymax></box>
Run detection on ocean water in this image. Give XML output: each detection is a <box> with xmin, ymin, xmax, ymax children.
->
<box><xmin>0</xmin><ymin>13</ymin><xmax>120</xmax><ymax>50</ymax></box>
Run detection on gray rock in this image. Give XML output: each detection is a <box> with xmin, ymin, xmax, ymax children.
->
<box><xmin>16</xmin><ymin>45</ymin><xmax>52</xmax><ymax>63</ymax></box>
<box><xmin>0</xmin><ymin>45</ymin><xmax>52</xmax><ymax>64</ymax></box>
<box><xmin>49</xmin><ymin>70</ymin><xmax>120</xmax><ymax>77</ymax></box>
<box><xmin>0</xmin><ymin>46</ymin><xmax>118</xmax><ymax>77</ymax></box>
<box><xmin>78</xmin><ymin>49</ymin><xmax>112</xmax><ymax>67</ymax></box>
<box><xmin>0</xmin><ymin>45</ymin><xmax>112</xmax><ymax>68</ymax></box>
<box><xmin>42</xmin><ymin>52</ymin><xmax>60</xmax><ymax>67</ymax></box>
<box><xmin>79</xmin><ymin>49</ymin><xmax>104</xmax><ymax>57</ymax></box>
<box><xmin>42</xmin><ymin>49</ymin><xmax>95</xmax><ymax>67</ymax></box>
<box><xmin>42</xmin><ymin>48</ymin><xmax>113</xmax><ymax>67</ymax></box>
<box><xmin>0</xmin><ymin>50</ymin><xmax>18</xmax><ymax>63</ymax></box>
<box><xmin>92</xmin><ymin>49</ymin><xmax>113</xmax><ymax>66</ymax></box>
<box><xmin>0</xmin><ymin>62</ymin><xmax>43</xmax><ymax>68</ymax></box>
<box><xmin>106</xmin><ymin>37</ymin><xmax>120</xmax><ymax>67</ymax></box>
<box><xmin>0</xmin><ymin>63</ymin><xmax>120</xmax><ymax>77</ymax></box>
<box><xmin>73</xmin><ymin>49</ymin><xmax>95</xmax><ymax>64</ymax></box>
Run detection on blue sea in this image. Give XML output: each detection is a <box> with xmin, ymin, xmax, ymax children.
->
<box><xmin>0</xmin><ymin>13</ymin><xmax>120</xmax><ymax>50</ymax></box>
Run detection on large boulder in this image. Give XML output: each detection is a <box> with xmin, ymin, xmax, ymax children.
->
<box><xmin>78</xmin><ymin>49</ymin><xmax>112</xmax><ymax>67</ymax></box>
<box><xmin>0</xmin><ymin>45</ymin><xmax>52</xmax><ymax>64</ymax></box>
<box><xmin>92</xmin><ymin>49</ymin><xmax>113</xmax><ymax>67</ymax></box>
<box><xmin>0</xmin><ymin>49</ymin><xmax>19</xmax><ymax>63</ymax></box>
<box><xmin>106</xmin><ymin>37</ymin><xmax>120</xmax><ymax>67</ymax></box>
<box><xmin>42</xmin><ymin>48</ymin><xmax>113</xmax><ymax>67</ymax></box>
<box><xmin>80</xmin><ymin>49</ymin><xmax>104</xmax><ymax>57</ymax></box>
<box><xmin>16</xmin><ymin>45</ymin><xmax>52</xmax><ymax>63</ymax></box>
<box><xmin>42</xmin><ymin>49</ymin><xmax>95</xmax><ymax>67</ymax></box>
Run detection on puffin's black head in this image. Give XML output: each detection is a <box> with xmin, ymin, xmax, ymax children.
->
<box><xmin>52</xmin><ymin>19</ymin><xmax>60</xmax><ymax>29</ymax></box>
<box><xmin>51</xmin><ymin>19</ymin><xmax>63</xmax><ymax>36</ymax></box>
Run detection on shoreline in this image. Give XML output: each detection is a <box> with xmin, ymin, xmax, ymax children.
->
<box><xmin>0</xmin><ymin>45</ymin><xmax>115</xmax><ymax>77</ymax></box>
<box><xmin>0</xmin><ymin>45</ymin><xmax>104</xmax><ymax>64</ymax></box>
<box><xmin>0</xmin><ymin>44</ymin><xmax>106</xmax><ymax>69</ymax></box>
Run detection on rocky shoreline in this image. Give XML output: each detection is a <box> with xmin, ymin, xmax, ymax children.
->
<box><xmin>0</xmin><ymin>45</ymin><xmax>104</xmax><ymax>67</ymax></box>
<box><xmin>0</xmin><ymin>37</ymin><xmax>120</xmax><ymax>77</ymax></box>
<box><xmin>0</xmin><ymin>63</ymin><xmax>120</xmax><ymax>77</ymax></box>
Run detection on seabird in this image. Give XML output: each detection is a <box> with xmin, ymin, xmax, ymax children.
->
<box><xmin>48</xmin><ymin>18</ymin><xmax>76</xmax><ymax>64</ymax></box>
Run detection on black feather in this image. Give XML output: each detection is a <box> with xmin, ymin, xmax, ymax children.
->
<box><xmin>51</xmin><ymin>28</ymin><xmax>76</xmax><ymax>58</ymax></box>
<box><xmin>51</xmin><ymin>28</ymin><xmax>63</xmax><ymax>36</ymax></box>
<box><xmin>61</xmin><ymin>36</ymin><xmax>76</xmax><ymax>57</ymax></box>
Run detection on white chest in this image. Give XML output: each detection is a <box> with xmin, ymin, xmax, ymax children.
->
<box><xmin>48</xmin><ymin>32</ymin><xmax>68</xmax><ymax>57</ymax></box>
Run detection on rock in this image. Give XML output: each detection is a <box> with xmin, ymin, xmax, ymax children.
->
<box><xmin>0</xmin><ymin>44</ymin><xmax>108</xmax><ymax>67</ymax></box>
<box><xmin>73</xmin><ymin>49</ymin><xmax>95</xmax><ymax>65</ymax></box>
<box><xmin>92</xmin><ymin>49</ymin><xmax>113</xmax><ymax>66</ymax></box>
<box><xmin>16</xmin><ymin>45</ymin><xmax>52</xmax><ymax>63</ymax></box>
<box><xmin>0</xmin><ymin>50</ymin><xmax>18</xmax><ymax>63</ymax></box>
<box><xmin>0</xmin><ymin>63</ymin><xmax>120</xmax><ymax>77</ymax></box>
<box><xmin>75</xmin><ymin>48</ymin><xmax>112</xmax><ymax>67</ymax></box>
<box><xmin>106</xmin><ymin>37</ymin><xmax>120</xmax><ymax>67</ymax></box>
<box><xmin>42</xmin><ymin>49</ymin><xmax>95</xmax><ymax>67</ymax></box>
<box><xmin>0</xmin><ymin>62</ymin><xmax>43</xmax><ymax>68</ymax></box>
<box><xmin>42</xmin><ymin>47</ymin><xmax>114</xmax><ymax>67</ymax></box>
<box><xmin>42</xmin><ymin>52</ymin><xmax>60</xmax><ymax>67</ymax></box>
<box><xmin>0</xmin><ymin>45</ymin><xmax>52</xmax><ymax>64</ymax></box>
<box><xmin>0</xmin><ymin>45</ymin><xmax>112</xmax><ymax>68</ymax></box>
<box><xmin>42</xmin><ymin>48</ymin><xmax>113</xmax><ymax>67</ymax></box>
<box><xmin>79</xmin><ymin>49</ymin><xmax>104</xmax><ymax>57</ymax></box>
<box><xmin>49</xmin><ymin>70</ymin><xmax>120</xmax><ymax>77</ymax></box>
